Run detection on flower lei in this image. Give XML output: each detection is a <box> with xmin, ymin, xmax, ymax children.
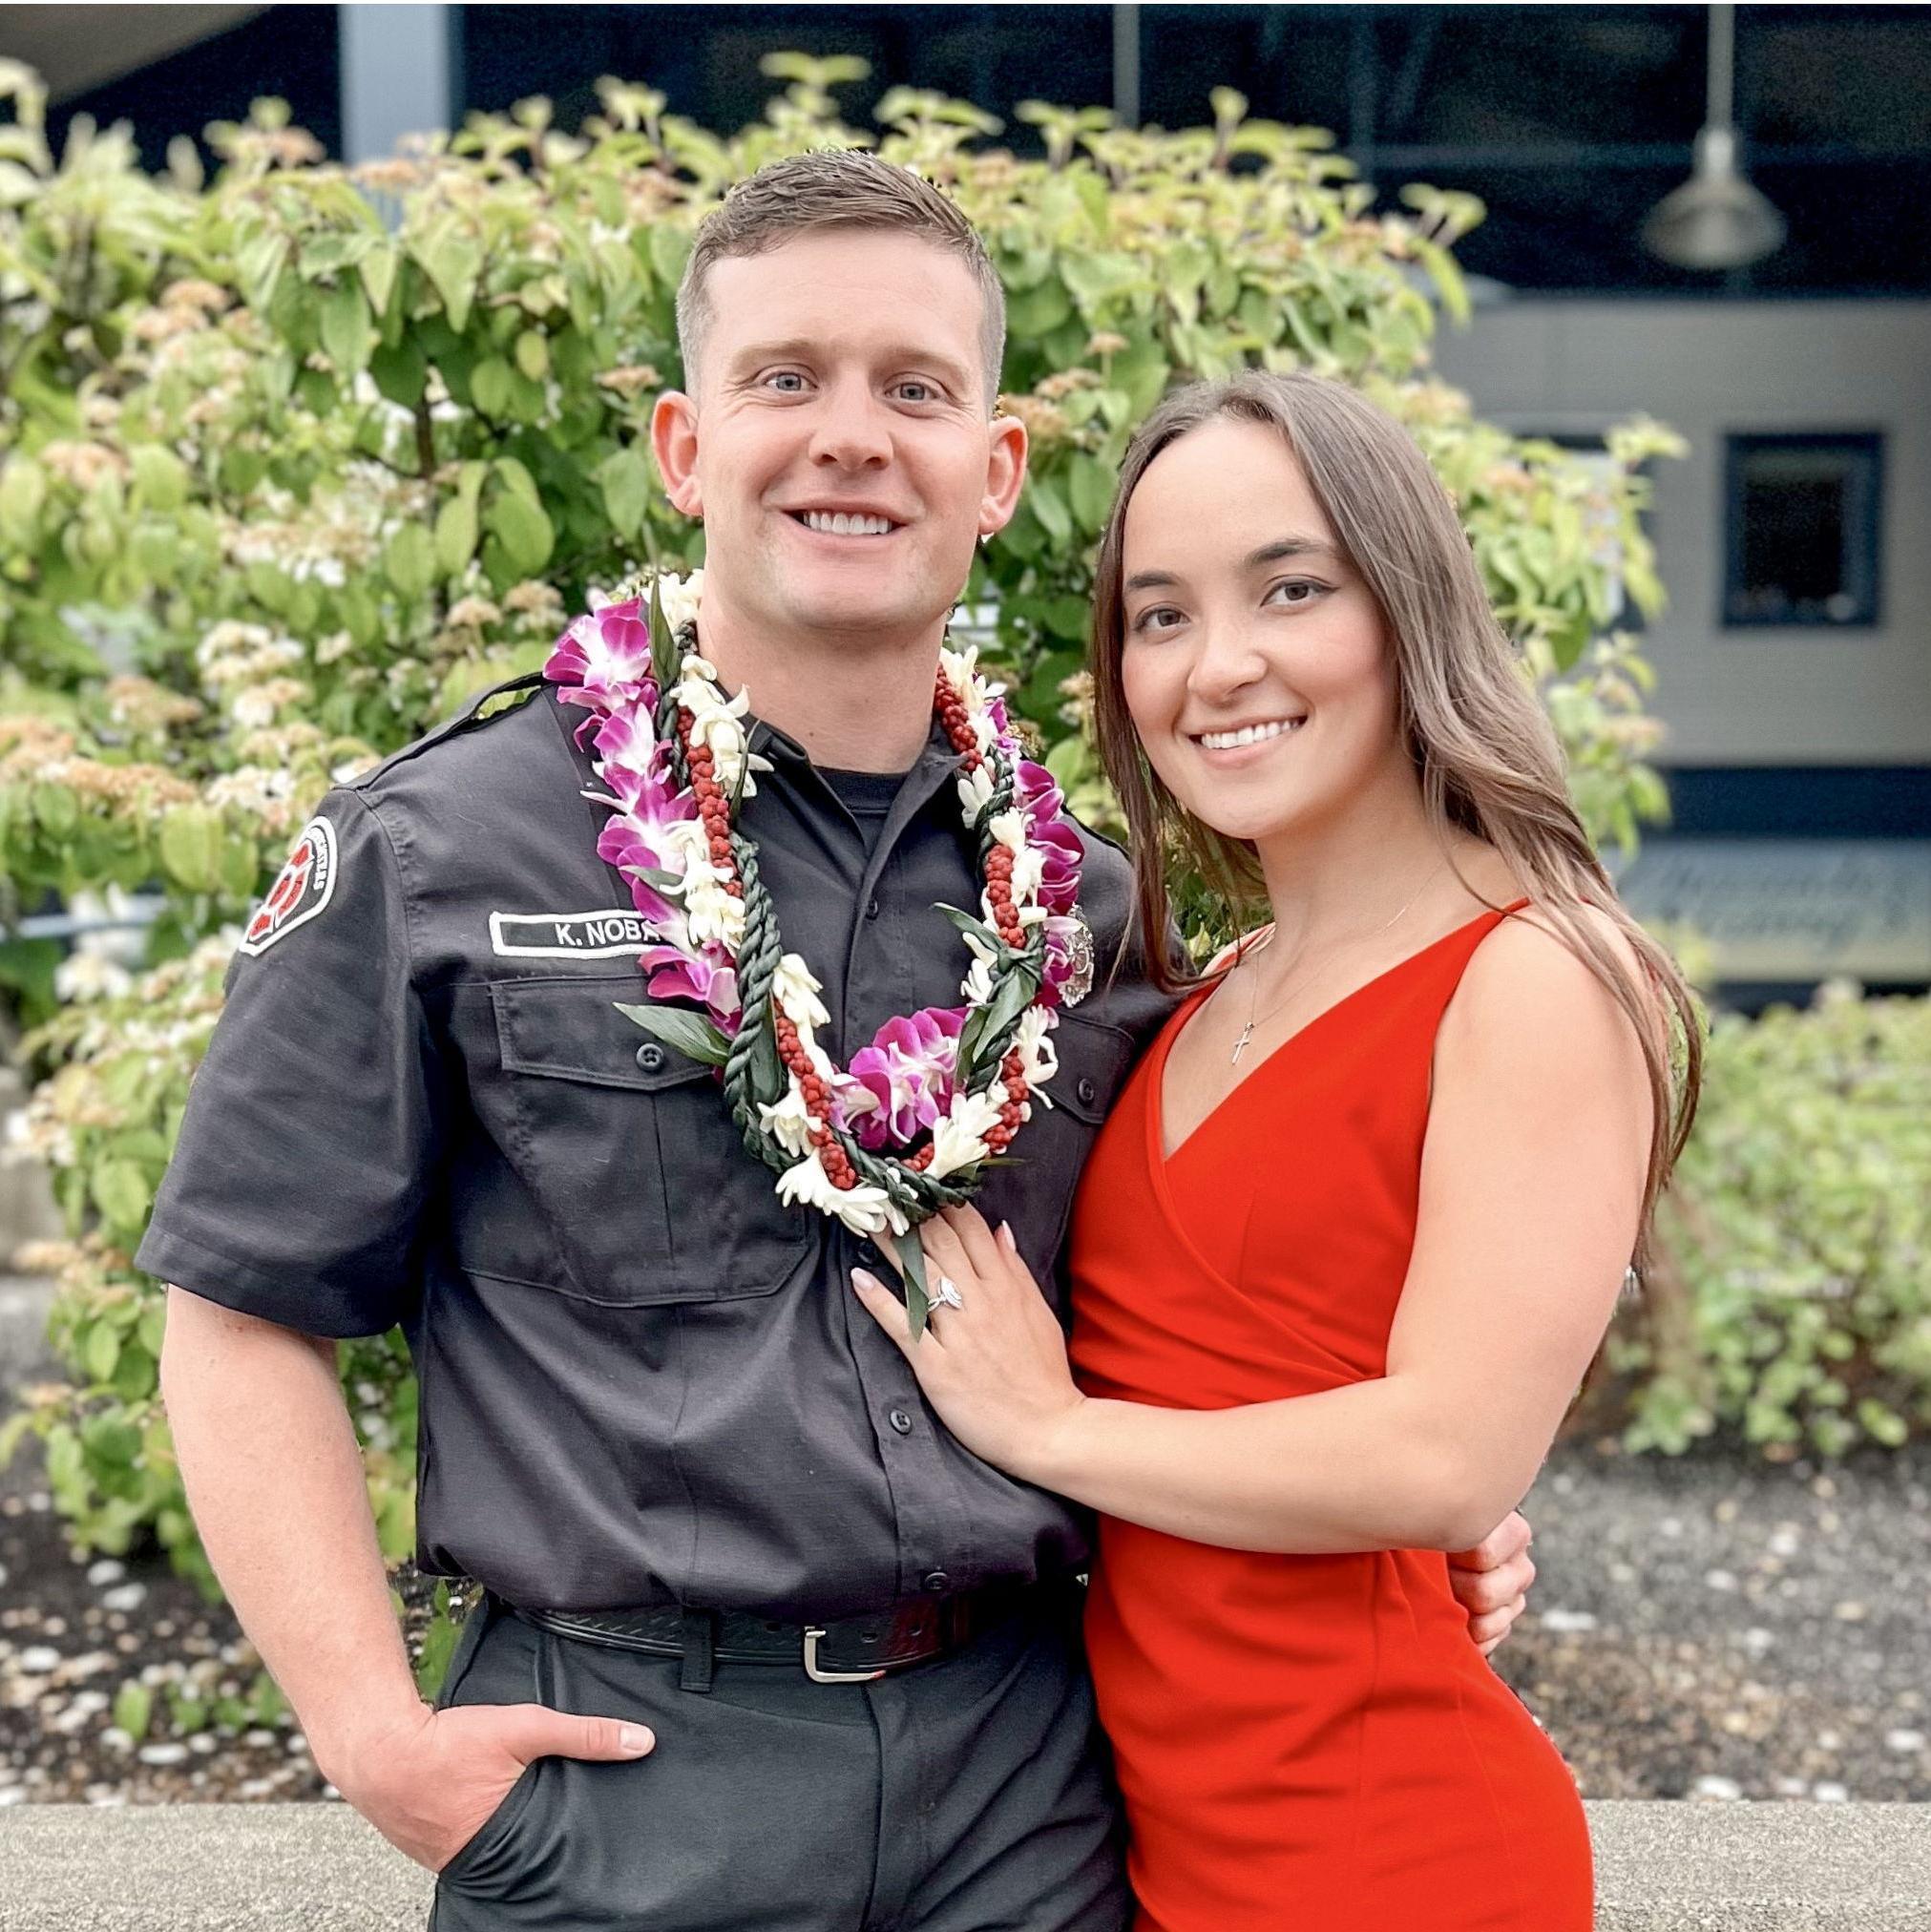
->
<box><xmin>542</xmin><ymin>570</ymin><xmax>1095</xmax><ymax>1333</ymax></box>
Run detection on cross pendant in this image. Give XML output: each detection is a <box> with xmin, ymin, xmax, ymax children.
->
<box><xmin>1230</xmin><ymin>1020</ymin><xmax>1254</xmax><ymax>1067</ymax></box>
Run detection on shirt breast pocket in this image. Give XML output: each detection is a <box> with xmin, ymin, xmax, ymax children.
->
<box><xmin>483</xmin><ymin>975</ymin><xmax>811</xmax><ymax>1307</ymax></box>
<box><xmin>976</xmin><ymin>1011</ymin><xmax>1137</xmax><ymax>1295</ymax></box>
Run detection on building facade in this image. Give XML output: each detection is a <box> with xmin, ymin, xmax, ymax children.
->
<box><xmin>12</xmin><ymin>2</ymin><xmax>1928</xmax><ymax>996</ymax></box>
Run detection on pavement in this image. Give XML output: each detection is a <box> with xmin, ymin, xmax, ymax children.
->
<box><xmin>0</xmin><ymin>1799</ymin><xmax>1927</xmax><ymax>1928</ymax></box>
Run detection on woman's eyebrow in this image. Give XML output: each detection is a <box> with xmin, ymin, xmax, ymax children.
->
<box><xmin>1244</xmin><ymin>536</ymin><xmax>1340</xmax><ymax>568</ymax></box>
<box><xmin>1124</xmin><ymin>536</ymin><xmax>1339</xmax><ymax>596</ymax></box>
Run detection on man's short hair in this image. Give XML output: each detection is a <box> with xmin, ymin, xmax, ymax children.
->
<box><xmin>675</xmin><ymin>149</ymin><xmax>1007</xmax><ymax>414</ymax></box>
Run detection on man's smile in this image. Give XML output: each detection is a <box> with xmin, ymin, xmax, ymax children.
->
<box><xmin>780</xmin><ymin>503</ymin><xmax>909</xmax><ymax>539</ymax></box>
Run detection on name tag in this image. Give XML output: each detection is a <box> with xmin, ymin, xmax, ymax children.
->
<box><xmin>489</xmin><ymin>910</ymin><xmax>651</xmax><ymax>958</ymax></box>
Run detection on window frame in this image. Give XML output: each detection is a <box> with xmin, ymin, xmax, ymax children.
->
<box><xmin>1721</xmin><ymin>430</ymin><xmax>1885</xmax><ymax>633</ymax></box>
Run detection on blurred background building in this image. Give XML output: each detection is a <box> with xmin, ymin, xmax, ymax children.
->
<box><xmin>4</xmin><ymin>0</ymin><xmax>1926</xmax><ymax>1005</ymax></box>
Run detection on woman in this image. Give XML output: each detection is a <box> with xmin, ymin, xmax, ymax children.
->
<box><xmin>852</xmin><ymin>370</ymin><xmax>1700</xmax><ymax>1929</ymax></box>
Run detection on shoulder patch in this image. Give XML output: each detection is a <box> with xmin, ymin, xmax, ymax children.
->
<box><xmin>239</xmin><ymin>815</ymin><xmax>338</xmax><ymax>956</ymax></box>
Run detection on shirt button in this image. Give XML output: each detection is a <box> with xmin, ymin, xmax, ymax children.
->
<box><xmin>1077</xmin><ymin>1075</ymin><xmax>1098</xmax><ymax>1106</ymax></box>
<box><xmin>865</xmin><ymin>896</ymin><xmax>882</xmax><ymax>920</ymax></box>
<box><xmin>857</xmin><ymin>1238</ymin><xmax>883</xmax><ymax>1268</ymax></box>
<box><xmin>888</xmin><ymin>1408</ymin><xmax>914</xmax><ymax>1436</ymax></box>
<box><xmin>922</xmin><ymin>1570</ymin><xmax>951</xmax><ymax>1593</ymax></box>
<box><xmin>635</xmin><ymin>1042</ymin><xmax>666</xmax><ymax>1074</ymax></box>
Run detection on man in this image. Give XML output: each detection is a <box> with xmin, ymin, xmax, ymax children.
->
<box><xmin>141</xmin><ymin>150</ymin><xmax>1536</xmax><ymax>1930</ymax></box>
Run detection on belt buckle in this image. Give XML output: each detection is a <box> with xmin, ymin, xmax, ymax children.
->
<box><xmin>803</xmin><ymin>1625</ymin><xmax>886</xmax><ymax>1684</ymax></box>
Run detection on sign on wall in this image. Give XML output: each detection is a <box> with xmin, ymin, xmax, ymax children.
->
<box><xmin>1616</xmin><ymin>838</ymin><xmax>1931</xmax><ymax>985</ymax></box>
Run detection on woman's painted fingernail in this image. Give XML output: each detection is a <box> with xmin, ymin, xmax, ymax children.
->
<box><xmin>998</xmin><ymin>1221</ymin><xmax>1017</xmax><ymax>1251</ymax></box>
<box><xmin>850</xmin><ymin>1269</ymin><xmax>880</xmax><ymax>1292</ymax></box>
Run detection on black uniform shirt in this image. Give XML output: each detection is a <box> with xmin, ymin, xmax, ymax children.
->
<box><xmin>136</xmin><ymin>673</ymin><xmax>1176</xmax><ymax>1618</ymax></box>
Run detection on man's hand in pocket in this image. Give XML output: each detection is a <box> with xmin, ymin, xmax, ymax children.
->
<box><xmin>327</xmin><ymin>1700</ymin><xmax>656</xmax><ymax>1871</ymax></box>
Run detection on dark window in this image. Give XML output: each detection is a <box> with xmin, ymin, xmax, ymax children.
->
<box><xmin>1723</xmin><ymin>433</ymin><xmax>1883</xmax><ymax>629</ymax></box>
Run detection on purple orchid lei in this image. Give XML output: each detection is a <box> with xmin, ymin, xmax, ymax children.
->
<box><xmin>541</xmin><ymin>571</ymin><xmax>1097</xmax><ymax>1242</ymax></box>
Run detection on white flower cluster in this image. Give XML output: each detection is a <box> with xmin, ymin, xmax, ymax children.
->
<box><xmin>671</xmin><ymin>649</ymin><xmax>770</xmax><ymax>803</ymax></box>
<box><xmin>205</xmin><ymin>765</ymin><xmax>301</xmax><ymax>837</ymax></box>
<box><xmin>195</xmin><ymin>622</ymin><xmax>304</xmax><ymax>690</ymax></box>
<box><xmin>775</xmin><ymin>1149</ymin><xmax>903</xmax><ymax>1238</ymax></box>
<box><xmin>658</xmin><ymin>817</ymin><xmax>746</xmax><ymax>954</ymax></box>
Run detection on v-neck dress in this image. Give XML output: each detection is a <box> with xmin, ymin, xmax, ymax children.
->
<box><xmin>1065</xmin><ymin>902</ymin><xmax>1591</xmax><ymax>1931</ymax></box>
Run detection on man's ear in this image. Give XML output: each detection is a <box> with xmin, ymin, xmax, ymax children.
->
<box><xmin>977</xmin><ymin>411</ymin><xmax>1029</xmax><ymax>541</ymax></box>
<box><xmin>650</xmin><ymin>390</ymin><xmax>703</xmax><ymax>518</ymax></box>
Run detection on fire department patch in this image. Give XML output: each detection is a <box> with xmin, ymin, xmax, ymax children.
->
<box><xmin>239</xmin><ymin>815</ymin><xmax>339</xmax><ymax>957</ymax></box>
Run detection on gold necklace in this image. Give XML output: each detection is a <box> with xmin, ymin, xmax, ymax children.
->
<box><xmin>1228</xmin><ymin>860</ymin><xmax>1449</xmax><ymax>1067</ymax></box>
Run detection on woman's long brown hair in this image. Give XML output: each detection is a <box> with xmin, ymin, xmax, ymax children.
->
<box><xmin>1088</xmin><ymin>370</ymin><xmax>1702</xmax><ymax>1250</ymax></box>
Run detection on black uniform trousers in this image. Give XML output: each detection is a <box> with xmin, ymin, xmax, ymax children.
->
<box><xmin>426</xmin><ymin>1587</ymin><xmax>1131</xmax><ymax>1931</ymax></box>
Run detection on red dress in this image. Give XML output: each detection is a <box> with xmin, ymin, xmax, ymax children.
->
<box><xmin>1067</xmin><ymin>904</ymin><xmax>1591</xmax><ymax>1931</ymax></box>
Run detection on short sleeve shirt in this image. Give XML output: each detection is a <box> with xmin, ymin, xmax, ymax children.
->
<box><xmin>136</xmin><ymin>674</ymin><xmax>1176</xmax><ymax>1618</ymax></box>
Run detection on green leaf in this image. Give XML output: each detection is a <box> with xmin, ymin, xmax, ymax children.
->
<box><xmin>434</xmin><ymin>493</ymin><xmax>479</xmax><ymax>576</ymax></box>
<box><xmin>0</xmin><ymin>455</ymin><xmax>47</xmax><ymax>542</ymax></box>
<box><xmin>114</xmin><ymin>1682</ymin><xmax>153</xmax><ymax>1741</ymax></box>
<box><xmin>893</xmin><ymin>1227</ymin><xmax>933</xmax><ymax>1344</ymax></box>
<box><xmin>493</xmin><ymin>454</ymin><xmax>542</xmax><ymax>507</ymax></box>
<box><xmin>471</xmin><ymin>356</ymin><xmax>514</xmax><ymax>418</ymax></box>
<box><xmin>612</xmin><ymin>1002</ymin><xmax>731</xmax><ymax>1066</ymax></box>
<box><xmin>649</xmin><ymin>574</ymin><xmax>681</xmax><ymax>688</ymax></box>
<box><xmin>375</xmin><ymin>1485</ymin><xmax>414</xmax><ymax>1565</ymax></box>
<box><xmin>487</xmin><ymin>490</ymin><xmax>555</xmax><ymax>576</ymax></box>
<box><xmin>1551</xmin><ymin>606</ymin><xmax>1592</xmax><ymax>672</ymax></box>
<box><xmin>514</xmin><ymin>329</ymin><xmax>550</xmax><ymax>382</ymax></box>
<box><xmin>596</xmin><ymin>446</ymin><xmax>653</xmax><ymax>539</ymax></box>
<box><xmin>157</xmin><ymin>805</ymin><xmax>223</xmax><ymax>892</ymax></box>
<box><xmin>82</xmin><ymin>1414</ymin><xmax>141</xmax><ymax>1464</ymax></box>
<box><xmin>1004</xmin><ymin>277</ymin><xmax>1073</xmax><ymax>339</ymax></box>
<box><xmin>236</xmin><ymin>228</ymin><xmax>288</xmax><ymax>314</ymax></box>
<box><xmin>1031</xmin><ymin>478</ymin><xmax>1072</xmax><ymax>546</ymax></box>
<box><xmin>383</xmin><ymin>521</ymin><xmax>436</xmax><ymax>599</ymax></box>
<box><xmin>111</xmin><ymin>1344</ymin><xmax>156</xmax><ymax>1406</ymax></box>
<box><xmin>91</xmin><ymin>1159</ymin><xmax>152</xmax><ymax>1233</ymax></box>
<box><xmin>646</xmin><ymin>224</ymin><xmax>691</xmax><ymax>292</ymax></box>
<box><xmin>359</xmin><ymin>242</ymin><xmax>400</xmax><ymax>318</ymax></box>
<box><xmin>31</xmin><ymin>781</ymin><xmax>78</xmax><ymax>837</ymax></box>
<box><xmin>414</xmin><ymin>1592</ymin><xmax>465</xmax><ymax>1699</ymax></box>
<box><xmin>415</xmin><ymin>223</ymin><xmax>484</xmax><ymax>332</ymax></box>
<box><xmin>1066</xmin><ymin>452</ymin><xmax>1114</xmax><ymax>534</ymax></box>
<box><xmin>130</xmin><ymin>446</ymin><xmax>189</xmax><ymax>513</ymax></box>
<box><xmin>935</xmin><ymin>903</ymin><xmax>1003</xmax><ymax>951</ymax></box>
<box><xmin>369</xmin><ymin>335</ymin><xmax>426</xmax><ymax>410</ymax></box>
<box><xmin>318</xmin><ymin>279</ymin><xmax>370</xmax><ymax>376</ymax></box>
<box><xmin>83</xmin><ymin>1318</ymin><xmax>121</xmax><ymax>1386</ymax></box>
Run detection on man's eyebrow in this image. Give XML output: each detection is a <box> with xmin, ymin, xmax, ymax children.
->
<box><xmin>723</xmin><ymin>337</ymin><xmax>976</xmax><ymax>389</ymax></box>
<box><xmin>724</xmin><ymin>337</ymin><xmax>821</xmax><ymax>369</ymax></box>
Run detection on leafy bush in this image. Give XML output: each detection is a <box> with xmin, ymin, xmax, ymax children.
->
<box><xmin>1607</xmin><ymin>984</ymin><xmax>1931</xmax><ymax>1459</ymax></box>
<box><xmin>0</xmin><ymin>53</ymin><xmax>1681</xmax><ymax>1725</ymax></box>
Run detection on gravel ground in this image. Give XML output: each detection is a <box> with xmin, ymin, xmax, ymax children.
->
<box><xmin>3</xmin><ymin>1431</ymin><xmax>1929</xmax><ymax>1808</ymax></box>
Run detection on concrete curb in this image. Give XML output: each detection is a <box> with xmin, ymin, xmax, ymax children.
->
<box><xmin>0</xmin><ymin>1800</ymin><xmax>1926</xmax><ymax>1928</ymax></box>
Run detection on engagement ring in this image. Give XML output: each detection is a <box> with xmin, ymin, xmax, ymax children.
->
<box><xmin>933</xmin><ymin>1276</ymin><xmax>965</xmax><ymax>1311</ymax></box>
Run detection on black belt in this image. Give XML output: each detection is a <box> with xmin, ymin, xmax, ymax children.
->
<box><xmin>510</xmin><ymin>1579</ymin><xmax>1043</xmax><ymax>1683</ymax></box>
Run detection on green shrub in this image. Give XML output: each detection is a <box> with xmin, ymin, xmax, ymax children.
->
<box><xmin>1609</xmin><ymin>984</ymin><xmax>1931</xmax><ymax>1458</ymax></box>
<box><xmin>0</xmin><ymin>53</ymin><xmax>1681</xmax><ymax>1725</ymax></box>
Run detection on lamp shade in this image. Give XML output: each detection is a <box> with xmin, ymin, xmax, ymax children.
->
<box><xmin>1642</xmin><ymin>125</ymin><xmax>1787</xmax><ymax>271</ymax></box>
